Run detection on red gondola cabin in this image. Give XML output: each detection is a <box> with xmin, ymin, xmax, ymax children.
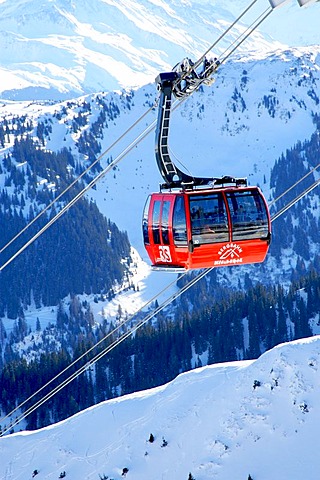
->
<box><xmin>143</xmin><ymin>186</ymin><xmax>271</xmax><ymax>271</ymax></box>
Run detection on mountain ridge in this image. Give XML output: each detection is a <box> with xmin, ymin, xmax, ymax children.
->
<box><xmin>1</xmin><ymin>0</ymin><xmax>319</xmax><ymax>99</ymax></box>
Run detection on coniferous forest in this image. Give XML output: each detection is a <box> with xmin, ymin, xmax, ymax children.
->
<box><xmin>0</xmin><ymin>137</ymin><xmax>131</xmax><ymax>319</ymax></box>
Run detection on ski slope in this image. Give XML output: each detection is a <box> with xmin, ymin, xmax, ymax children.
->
<box><xmin>1</xmin><ymin>336</ymin><xmax>320</xmax><ymax>479</ymax></box>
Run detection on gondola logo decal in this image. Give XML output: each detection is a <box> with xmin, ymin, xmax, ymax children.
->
<box><xmin>214</xmin><ymin>243</ymin><xmax>243</xmax><ymax>266</ymax></box>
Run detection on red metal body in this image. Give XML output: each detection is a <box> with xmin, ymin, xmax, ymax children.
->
<box><xmin>142</xmin><ymin>186</ymin><xmax>271</xmax><ymax>271</ymax></box>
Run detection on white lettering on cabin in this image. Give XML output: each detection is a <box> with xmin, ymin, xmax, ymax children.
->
<box><xmin>214</xmin><ymin>243</ymin><xmax>243</xmax><ymax>266</ymax></box>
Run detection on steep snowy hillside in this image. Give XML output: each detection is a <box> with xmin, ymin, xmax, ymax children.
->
<box><xmin>1</xmin><ymin>336</ymin><xmax>320</xmax><ymax>479</ymax></box>
<box><xmin>0</xmin><ymin>0</ymin><xmax>319</xmax><ymax>99</ymax></box>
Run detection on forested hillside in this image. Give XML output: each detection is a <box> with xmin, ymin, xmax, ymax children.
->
<box><xmin>0</xmin><ymin>136</ymin><xmax>131</xmax><ymax>318</ymax></box>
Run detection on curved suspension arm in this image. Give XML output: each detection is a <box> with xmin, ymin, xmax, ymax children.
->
<box><xmin>154</xmin><ymin>0</ymin><xmax>318</xmax><ymax>190</ymax></box>
<box><xmin>155</xmin><ymin>71</ymin><xmax>245</xmax><ymax>189</ymax></box>
<box><xmin>155</xmin><ymin>72</ymin><xmax>213</xmax><ymax>188</ymax></box>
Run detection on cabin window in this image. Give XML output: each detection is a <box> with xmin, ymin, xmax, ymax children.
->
<box><xmin>152</xmin><ymin>200</ymin><xmax>161</xmax><ymax>244</ymax></box>
<box><xmin>142</xmin><ymin>195</ymin><xmax>151</xmax><ymax>244</ymax></box>
<box><xmin>161</xmin><ymin>201</ymin><xmax>170</xmax><ymax>245</ymax></box>
<box><xmin>226</xmin><ymin>190</ymin><xmax>269</xmax><ymax>241</ymax></box>
<box><xmin>190</xmin><ymin>193</ymin><xmax>229</xmax><ymax>245</ymax></box>
<box><xmin>173</xmin><ymin>196</ymin><xmax>187</xmax><ymax>246</ymax></box>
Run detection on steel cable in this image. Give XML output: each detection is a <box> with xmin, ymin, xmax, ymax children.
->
<box><xmin>2</xmin><ymin>170</ymin><xmax>320</xmax><ymax>435</ymax></box>
<box><xmin>0</xmin><ymin>272</ymin><xmax>183</xmax><ymax>429</ymax></box>
<box><xmin>0</xmin><ymin>103</ymin><xmax>157</xmax><ymax>256</ymax></box>
<box><xmin>1</xmin><ymin>269</ymin><xmax>213</xmax><ymax>436</ymax></box>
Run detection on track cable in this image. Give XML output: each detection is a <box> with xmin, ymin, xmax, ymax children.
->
<box><xmin>0</xmin><ymin>271</ymin><xmax>183</xmax><ymax>429</ymax></box>
<box><xmin>269</xmin><ymin>161</ymin><xmax>320</xmax><ymax>209</ymax></box>
<box><xmin>0</xmin><ymin>103</ymin><xmax>156</xmax><ymax>259</ymax></box>
<box><xmin>0</xmin><ymin>110</ymin><xmax>159</xmax><ymax>271</ymax></box>
<box><xmin>0</xmin><ymin>268</ymin><xmax>212</xmax><ymax>436</ymax></box>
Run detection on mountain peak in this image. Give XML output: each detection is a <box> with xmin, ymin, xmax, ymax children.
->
<box><xmin>2</xmin><ymin>0</ymin><xmax>318</xmax><ymax>100</ymax></box>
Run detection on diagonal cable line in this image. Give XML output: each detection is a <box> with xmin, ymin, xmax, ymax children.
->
<box><xmin>271</xmin><ymin>177</ymin><xmax>320</xmax><ymax>222</ymax></box>
<box><xmin>269</xmin><ymin>161</ymin><xmax>320</xmax><ymax>208</ymax></box>
<box><xmin>0</xmin><ymin>269</ymin><xmax>210</xmax><ymax>436</ymax></box>
<box><xmin>0</xmin><ymin>103</ymin><xmax>157</xmax><ymax>255</ymax></box>
<box><xmin>0</xmin><ymin>272</ymin><xmax>183</xmax><ymax>428</ymax></box>
<box><xmin>0</xmin><ymin>114</ymin><xmax>159</xmax><ymax>271</ymax></box>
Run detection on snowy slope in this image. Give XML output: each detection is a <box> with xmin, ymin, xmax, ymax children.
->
<box><xmin>0</xmin><ymin>0</ymin><xmax>319</xmax><ymax>99</ymax></box>
<box><xmin>1</xmin><ymin>336</ymin><xmax>320</xmax><ymax>479</ymax></box>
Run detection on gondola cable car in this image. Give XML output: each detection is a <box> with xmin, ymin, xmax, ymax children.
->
<box><xmin>143</xmin><ymin>60</ymin><xmax>271</xmax><ymax>271</ymax></box>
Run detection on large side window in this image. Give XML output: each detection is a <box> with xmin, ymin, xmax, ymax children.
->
<box><xmin>173</xmin><ymin>196</ymin><xmax>187</xmax><ymax>246</ymax></box>
<box><xmin>227</xmin><ymin>190</ymin><xmax>269</xmax><ymax>241</ymax></box>
<box><xmin>152</xmin><ymin>200</ymin><xmax>161</xmax><ymax>245</ymax></box>
<box><xmin>142</xmin><ymin>195</ymin><xmax>151</xmax><ymax>244</ymax></box>
<box><xmin>190</xmin><ymin>193</ymin><xmax>229</xmax><ymax>245</ymax></box>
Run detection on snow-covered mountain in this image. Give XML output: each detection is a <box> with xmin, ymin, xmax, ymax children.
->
<box><xmin>1</xmin><ymin>0</ymin><xmax>320</xmax><ymax>472</ymax></box>
<box><xmin>1</xmin><ymin>335</ymin><xmax>320</xmax><ymax>479</ymax></box>
<box><xmin>0</xmin><ymin>0</ymin><xmax>319</xmax><ymax>99</ymax></box>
